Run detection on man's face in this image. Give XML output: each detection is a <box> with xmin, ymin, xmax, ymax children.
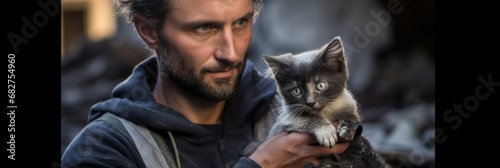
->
<box><xmin>157</xmin><ymin>0</ymin><xmax>254</xmax><ymax>101</ymax></box>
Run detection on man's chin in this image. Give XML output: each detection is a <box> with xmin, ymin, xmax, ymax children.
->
<box><xmin>200</xmin><ymin>78</ymin><xmax>239</xmax><ymax>101</ymax></box>
<box><xmin>200</xmin><ymin>87</ymin><xmax>236</xmax><ymax>102</ymax></box>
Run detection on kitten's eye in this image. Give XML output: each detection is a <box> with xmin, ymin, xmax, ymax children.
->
<box><xmin>290</xmin><ymin>88</ymin><xmax>302</xmax><ymax>96</ymax></box>
<box><xmin>316</xmin><ymin>82</ymin><xmax>327</xmax><ymax>91</ymax></box>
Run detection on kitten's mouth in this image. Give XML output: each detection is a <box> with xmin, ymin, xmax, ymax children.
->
<box><xmin>303</xmin><ymin>106</ymin><xmax>323</xmax><ymax>115</ymax></box>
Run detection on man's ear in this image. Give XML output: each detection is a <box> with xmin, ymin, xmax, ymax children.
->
<box><xmin>133</xmin><ymin>14</ymin><xmax>160</xmax><ymax>49</ymax></box>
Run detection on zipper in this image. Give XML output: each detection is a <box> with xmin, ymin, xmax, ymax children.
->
<box><xmin>219</xmin><ymin>138</ymin><xmax>230</xmax><ymax>168</ymax></box>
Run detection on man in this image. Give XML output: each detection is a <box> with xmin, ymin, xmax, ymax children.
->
<box><xmin>62</xmin><ymin>0</ymin><xmax>386</xmax><ymax>167</ymax></box>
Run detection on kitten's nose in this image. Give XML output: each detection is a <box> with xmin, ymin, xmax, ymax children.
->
<box><xmin>306</xmin><ymin>102</ymin><xmax>316</xmax><ymax>108</ymax></box>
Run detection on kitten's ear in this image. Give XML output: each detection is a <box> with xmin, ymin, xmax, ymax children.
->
<box><xmin>263</xmin><ymin>54</ymin><xmax>289</xmax><ymax>76</ymax></box>
<box><xmin>319</xmin><ymin>36</ymin><xmax>347</xmax><ymax>74</ymax></box>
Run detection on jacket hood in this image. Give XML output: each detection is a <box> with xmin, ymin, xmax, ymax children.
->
<box><xmin>88</xmin><ymin>56</ymin><xmax>276</xmax><ymax>144</ymax></box>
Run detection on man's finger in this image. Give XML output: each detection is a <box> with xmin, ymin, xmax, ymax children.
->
<box><xmin>306</xmin><ymin>141</ymin><xmax>350</xmax><ymax>157</ymax></box>
<box><xmin>332</xmin><ymin>121</ymin><xmax>339</xmax><ymax>128</ymax></box>
<box><xmin>287</xmin><ymin>132</ymin><xmax>317</xmax><ymax>144</ymax></box>
<box><xmin>329</xmin><ymin>141</ymin><xmax>350</xmax><ymax>154</ymax></box>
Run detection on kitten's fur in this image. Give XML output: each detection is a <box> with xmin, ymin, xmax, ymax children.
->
<box><xmin>244</xmin><ymin>36</ymin><xmax>366</xmax><ymax>167</ymax></box>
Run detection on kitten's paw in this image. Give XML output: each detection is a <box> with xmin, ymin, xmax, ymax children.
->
<box><xmin>314</xmin><ymin>124</ymin><xmax>338</xmax><ymax>148</ymax></box>
<box><xmin>338</xmin><ymin>120</ymin><xmax>356</xmax><ymax>141</ymax></box>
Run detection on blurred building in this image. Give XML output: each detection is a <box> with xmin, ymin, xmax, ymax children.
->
<box><xmin>61</xmin><ymin>0</ymin><xmax>150</xmax><ymax>154</ymax></box>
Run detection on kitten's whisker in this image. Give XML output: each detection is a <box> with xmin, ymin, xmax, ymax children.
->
<box><xmin>282</xmin><ymin>104</ymin><xmax>305</xmax><ymax>120</ymax></box>
<box><xmin>322</xmin><ymin>94</ymin><xmax>341</xmax><ymax>101</ymax></box>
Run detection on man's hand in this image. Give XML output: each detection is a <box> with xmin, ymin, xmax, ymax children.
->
<box><xmin>249</xmin><ymin>122</ymin><xmax>349</xmax><ymax>168</ymax></box>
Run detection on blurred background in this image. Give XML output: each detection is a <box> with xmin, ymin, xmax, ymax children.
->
<box><xmin>61</xmin><ymin>0</ymin><xmax>435</xmax><ymax>167</ymax></box>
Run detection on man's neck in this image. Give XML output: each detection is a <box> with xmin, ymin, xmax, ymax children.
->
<box><xmin>152</xmin><ymin>77</ymin><xmax>225</xmax><ymax>125</ymax></box>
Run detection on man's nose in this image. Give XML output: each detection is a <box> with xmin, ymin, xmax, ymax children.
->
<box><xmin>214</xmin><ymin>29</ymin><xmax>238</xmax><ymax>63</ymax></box>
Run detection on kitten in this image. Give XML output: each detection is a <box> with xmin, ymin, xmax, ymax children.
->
<box><xmin>265</xmin><ymin>36</ymin><xmax>361</xmax><ymax>148</ymax></box>
<box><xmin>243</xmin><ymin>36</ymin><xmax>362</xmax><ymax>161</ymax></box>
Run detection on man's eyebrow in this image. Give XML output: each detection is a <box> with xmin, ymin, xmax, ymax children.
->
<box><xmin>180</xmin><ymin>11</ymin><xmax>255</xmax><ymax>29</ymax></box>
<box><xmin>238</xmin><ymin>11</ymin><xmax>254</xmax><ymax>22</ymax></box>
<box><xmin>181</xmin><ymin>20</ymin><xmax>222</xmax><ymax>29</ymax></box>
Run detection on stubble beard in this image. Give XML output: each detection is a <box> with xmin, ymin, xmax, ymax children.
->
<box><xmin>157</xmin><ymin>34</ymin><xmax>244</xmax><ymax>102</ymax></box>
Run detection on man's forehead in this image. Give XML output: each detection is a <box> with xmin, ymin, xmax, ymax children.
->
<box><xmin>168</xmin><ymin>0</ymin><xmax>254</xmax><ymax>22</ymax></box>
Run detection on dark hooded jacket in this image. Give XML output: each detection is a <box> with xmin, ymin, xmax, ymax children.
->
<box><xmin>62</xmin><ymin>56</ymin><xmax>276</xmax><ymax>168</ymax></box>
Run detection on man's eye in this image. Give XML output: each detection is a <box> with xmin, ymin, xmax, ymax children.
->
<box><xmin>234</xmin><ymin>19</ymin><xmax>247</xmax><ymax>28</ymax></box>
<box><xmin>195</xmin><ymin>24</ymin><xmax>212</xmax><ymax>32</ymax></box>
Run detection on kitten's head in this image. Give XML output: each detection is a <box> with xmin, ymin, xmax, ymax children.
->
<box><xmin>263</xmin><ymin>36</ymin><xmax>348</xmax><ymax>115</ymax></box>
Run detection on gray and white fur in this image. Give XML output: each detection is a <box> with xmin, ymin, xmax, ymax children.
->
<box><xmin>244</xmin><ymin>36</ymin><xmax>389</xmax><ymax>168</ymax></box>
<box><xmin>265</xmin><ymin>36</ymin><xmax>361</xmax><ymax>148</ymax></box>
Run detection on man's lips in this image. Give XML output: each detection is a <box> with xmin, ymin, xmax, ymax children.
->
<box><xmin>206</xmin><ymin>68</ymin><xmax>235</xmax><ymax>79</ymax></box>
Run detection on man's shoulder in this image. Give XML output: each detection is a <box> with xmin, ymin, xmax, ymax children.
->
<box><xmin>66</xmin><ymin>113</ymin><xmax>137</xmax><ymax>150</ymax></box>
<box><xmin>62</xmin><ymin>113</ymin><xmax>143</xmax><ymax>168</ymax></box>
<box><xmin>77</xmin><ymin>113</ymin><xmax>131</xmax><ymax>141</ymax></box>
<box><xmin>239</xmin><ymin>61</ymin><xmax>277</xmax><ymax>103</ymax></box>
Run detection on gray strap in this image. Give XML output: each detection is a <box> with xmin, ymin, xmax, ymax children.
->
<box><xmin>117</xmin><ymin>117</ymin><xmax>170</xmax><ymax>168</ymax></box>
<box><xmin>150</xmin><ymin>129</ymin><xmax>179</xmax><ymax>168</ymax></box>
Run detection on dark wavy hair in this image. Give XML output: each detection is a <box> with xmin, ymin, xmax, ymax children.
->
<box><xmin>114</xmin><ymin>0</ymin><xmax>263</xmax><ymax>31</ymax></box>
